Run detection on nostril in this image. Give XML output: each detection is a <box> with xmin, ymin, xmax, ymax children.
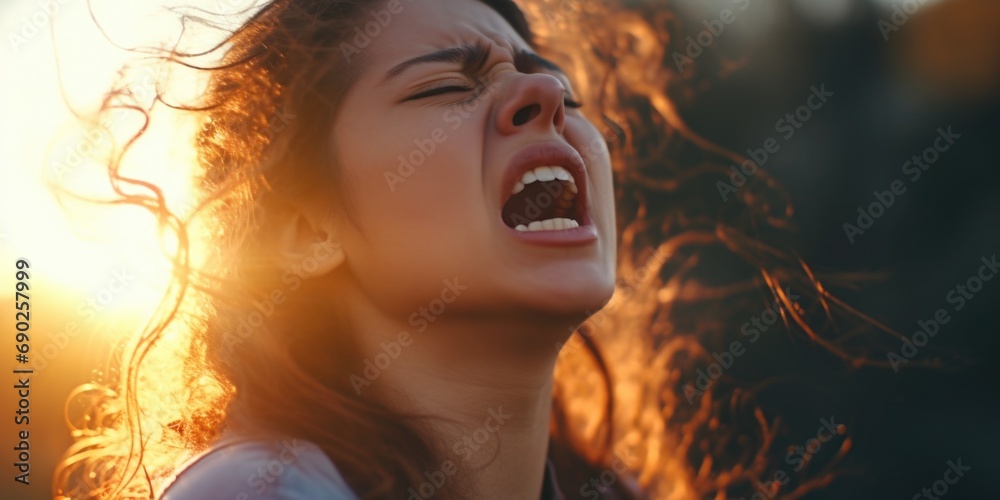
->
<box><xmin>512</xmin><ymin>104</ymin><xmax>541</xmax><ymax>126</ymax></box>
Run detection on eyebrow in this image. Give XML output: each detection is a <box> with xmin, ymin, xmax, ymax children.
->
<box><xmin>379</xmin><ymin>41</ymin><xmax>566</xmax><ymax>85</ymax></box>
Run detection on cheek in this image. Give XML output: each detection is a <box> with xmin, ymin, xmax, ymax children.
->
<box><xmin>342</xmin><ymin>124</ymin><xmax>486</xmax><ymax>232</ymax></box>
<box><xmin>332</xmin><ymin>112</ymin><xmax>493</xmax><ymax>308</ymax></box>
<box><xmin>572</xmin><ymin>118</ymin><xmax>614</xmax><ymax>174</ymax></box>
<box><xmin>569</xmin><ymin>120</ymin><xmax>615</xmax><ymax>205</ymax></box>
<box><xmin>337</xmin><ymin>99</ymin><xmax>489</xmax><ymax>209</ymax></box>
<box><xmin>339</xmin><ymin>106</ymin><xmax>438</xmax><ymax>196</ymax></box>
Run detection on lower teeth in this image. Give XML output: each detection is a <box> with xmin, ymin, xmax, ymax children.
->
<box><xmin>515</xmin><ymin>218</ymin><xmax>580</xmax><ymax>232</ymax></box>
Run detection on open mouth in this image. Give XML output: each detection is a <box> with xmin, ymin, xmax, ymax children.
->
<box><xmin>501</xmin><ymin>165</ymin><xmax>583</xmax><ymax>231</ymax></box>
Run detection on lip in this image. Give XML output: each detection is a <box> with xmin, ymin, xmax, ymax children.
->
<box><xmin>499</xmin><ymin>142</ymin><xmax>596</xmax><ymax>247</ymax></box>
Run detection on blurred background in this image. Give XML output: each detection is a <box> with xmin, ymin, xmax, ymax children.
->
<box><xmin>670</xmin><ymin>0</ymin><xmax>1000</xmax><ymax>498</ymax></box>
<box><xmin>1</xmin><ymin>0</ymin><xmax>998</xmax><ymax>498</ymax></box>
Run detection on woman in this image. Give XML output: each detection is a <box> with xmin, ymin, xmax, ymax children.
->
<box><xmin>56</xmin><ymin>0</ymin><xmax>865</xmax><ymax>498</ymax></box>
<box><xmin>166</xmin><ymin>0</ymin><xmax>619</xmax><ymax>497</ymax></box>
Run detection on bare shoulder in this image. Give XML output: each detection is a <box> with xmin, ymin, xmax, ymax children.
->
<box><xmin>159</xmin><ymin>437</ymin><xmax>358</xmax><ymax>499</ymax></box>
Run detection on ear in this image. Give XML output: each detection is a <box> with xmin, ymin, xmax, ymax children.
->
<box><xmin>271</xmin><ymin>200</ymin><xmax>346</xmax><ymax>278</ymax></box>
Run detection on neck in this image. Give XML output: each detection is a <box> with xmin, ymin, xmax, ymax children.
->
<box><xmin>347</xmin><ymin>298</ymin><xmax>573</xmax><ymax>500</ymax></box>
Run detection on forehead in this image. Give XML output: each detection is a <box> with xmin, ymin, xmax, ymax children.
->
<box><xmin>361</xmin><ymin>0</ymin><xmax>532</xmax><ymax>72</ymax></box>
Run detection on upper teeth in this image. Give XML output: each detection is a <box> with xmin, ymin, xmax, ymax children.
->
<box><xmin>512</xmin><ymin>166</ymin><xmax>577</xmax><ymax>195</ymax></box>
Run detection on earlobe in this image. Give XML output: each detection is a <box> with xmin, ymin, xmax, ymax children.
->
<box><xmin>274</xmin><ymin>208</ymin><xmax>346</xmax><ymax>278</ymax></box>
<box><xmin>305</xmin><ymin>236</ymin><xmax>346</xmax><ymax>277</ymax></box>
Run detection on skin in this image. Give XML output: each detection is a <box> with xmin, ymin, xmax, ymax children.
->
<box><xmin>274</xmin><ymin>0</ymin><xmax>617</xmax><ymax>497</ymax></box>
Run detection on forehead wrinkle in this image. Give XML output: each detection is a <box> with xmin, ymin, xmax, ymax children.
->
<box><xmin>365</xmin><ymin>0</ymin><xmax>534</xmax><ymax>85</ymax></box>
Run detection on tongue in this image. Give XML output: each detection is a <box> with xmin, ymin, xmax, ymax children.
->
<box><xmin>501</xmin><ymin>181</ymin><xmax>573</xmax><ymax>228</ymax></box>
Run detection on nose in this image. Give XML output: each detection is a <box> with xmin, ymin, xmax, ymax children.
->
<box><xmin>494</xmin><ymin>73</ymin><xmax>566</xmax><ymax>136</ymax></box>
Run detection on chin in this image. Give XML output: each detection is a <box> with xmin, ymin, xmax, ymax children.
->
<box><xmin>510</xmin><ymin>261</ymin><xmax>616</xmax><ymax>316</ymax></box>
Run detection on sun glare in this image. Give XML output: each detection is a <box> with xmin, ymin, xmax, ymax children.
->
<box><xmin>0</xmin><ymin>0</ymin><xmax>222</xmax><ymax>318</ymax></box>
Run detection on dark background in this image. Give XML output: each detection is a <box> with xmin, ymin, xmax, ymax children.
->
<box><xmin>674</xmin><ymin>0</ymin><xmax>999</xmax><ymax>497</ymax></box>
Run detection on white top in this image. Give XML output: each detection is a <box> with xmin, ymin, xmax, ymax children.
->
<box><xmin>160</xmin><ymin>435</ymin><xmax>358</xmax><ymax>499</ymax></box>
<box><xmin>160</xmin><ymin>433</ymin><xmax>575</xmax><ymax>499</ymax></box>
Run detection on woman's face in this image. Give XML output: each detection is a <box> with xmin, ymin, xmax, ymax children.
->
<box><xmin>328</xmin><ymin>0</ymin><xmax>616</xmax><ymax>320</ymax></box>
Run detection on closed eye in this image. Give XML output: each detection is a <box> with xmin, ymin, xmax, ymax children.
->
<box><xmin>405</xmin><ymin>84</ymin><xmax>584</xmax><ymax>109</ymax></box>
<box><xmin>403</xmin><ymin>85</ymin><xmax>475</xmax><ymax>102</ymax></box>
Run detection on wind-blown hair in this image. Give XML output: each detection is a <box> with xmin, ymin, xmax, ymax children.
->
<box><xmin>55</xmin><ymin>0</ymin><xmax>890</xmax><ymax>498</ymax></box>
